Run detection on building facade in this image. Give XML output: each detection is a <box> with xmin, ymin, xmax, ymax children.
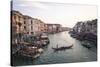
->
<box><xmin>47</xmin><ymin>24</ymin><xmax>62</xmax><ymax>33</ymax></box>
<box><xmin>23</xmin><ymin>15</ymin><xmax>34</xmax><ymax>35</ymax></box>
<box><xmin>11</xmin><ymin>10</ymin><xmax>24</xmax><ymax>34</ymax></box>
<box><xmin>11</xmin><ymin>10</ymin><xmax>62</xmax><ymax>37</ymax></box>
<box><xmin>12</xmin><ymin>10</ymin><xmax>48</xmax><ymax>36</ymax></box>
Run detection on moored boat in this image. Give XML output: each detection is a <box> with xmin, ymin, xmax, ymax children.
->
<box><xmin>17</xmin><ymin>46</ymin><xmax>44</xmax><ymax>58</ymax></box>
<box><xmin>40</xmin><ymin>33</ymin><xmax>50</xmax><ymax>46</ymax></box>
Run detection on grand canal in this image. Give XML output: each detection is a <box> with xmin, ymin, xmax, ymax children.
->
<box><xmin>12</xmin><ymin>31</ymin><xmax>97</xmax><ymax>66</ymax></box>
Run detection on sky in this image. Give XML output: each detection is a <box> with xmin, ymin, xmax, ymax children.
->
<box><xmin>12</xmin><ymin>0</ymin><xmax>97</xmax><ymax>28</ymax></box>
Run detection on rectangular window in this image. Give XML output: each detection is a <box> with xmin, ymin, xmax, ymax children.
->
<box><xmin>24</xmin><ymin>21</ymin><xmax>26</xmax><ymax>24</ymax></box>
<box><xmin>24</xmin><ymin>26</ymin><xmax>26</xmax><ymax>29</ymax></box>
<box><xmin>18</xmin><ymin>16</ymin><xmax>20</xmax><ymax>21</ymax></box>
<box><xmin>14</xmin><ymin>15</ymin><xmax>16</xmax><ymax>19</ymax></box>
<box><xmin>31</xmin><ymin>20</ymin><xmax>33</xmax><ymax>24</ymax></box>
<box><xmin>31</xmin><ymin>26</ymin><xmax>33</xmax><ymax>30</ymax></box>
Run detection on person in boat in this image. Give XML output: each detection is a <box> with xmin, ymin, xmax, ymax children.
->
<box><xmin>56</xmin><ymin>44</ymin><xmax>58</xmax><ymax>48</ymax></box>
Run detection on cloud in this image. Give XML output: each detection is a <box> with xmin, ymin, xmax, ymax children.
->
<box><xmin>12</xmin><ymin>0</ymin><xmax>97</xmax><ymax>27</ymax></box>
<box><xmin>13</xmin><ymin>0</ymin><xmax>49</xmax><ymax>10</ymax></box>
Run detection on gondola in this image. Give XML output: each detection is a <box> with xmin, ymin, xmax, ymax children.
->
<box><xmin>52</xmin><ymin>44</ymin><xmax>73</xmax><ymax>51</ymax></box>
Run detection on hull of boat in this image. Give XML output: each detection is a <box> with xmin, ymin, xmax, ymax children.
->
<box><xmin>52</xmin><ymin>45</ymin><xmax>73</xmax><ymax>51</ymax></box>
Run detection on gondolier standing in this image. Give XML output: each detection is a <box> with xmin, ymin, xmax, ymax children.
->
<box><xmin>56</xmin><ymin>44</ymin><xmax>58</xmax><ymax>48</ymax></box>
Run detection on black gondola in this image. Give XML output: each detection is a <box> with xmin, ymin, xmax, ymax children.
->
<box><xmin>52</xmin><ymin>44</ymin><xmax>73</xmax><ymax>51</ymax></box>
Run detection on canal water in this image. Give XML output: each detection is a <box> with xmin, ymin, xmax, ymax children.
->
<box><xmin>12</xmin><ymin>31</ymin><xmax>97</xmax><ymax>66</ymax></box>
